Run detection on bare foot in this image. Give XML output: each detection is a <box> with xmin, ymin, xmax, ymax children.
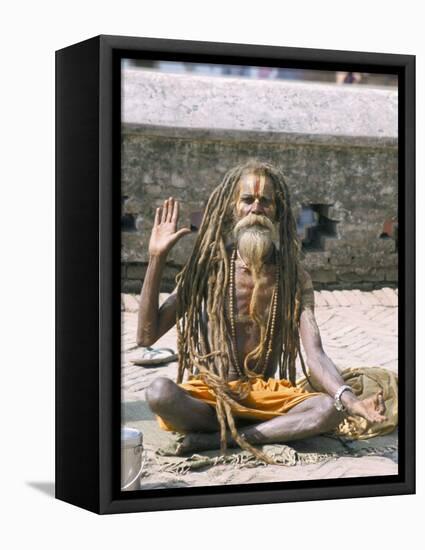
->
<box><xmin>176</xmin><ymin>432</ymin><xmax>234</xmax><ymax>456</ymax></box>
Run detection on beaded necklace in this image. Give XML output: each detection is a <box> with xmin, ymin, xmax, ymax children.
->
<box><xmin>228</xmin><ymin>247</ymin><xmax>280</xmax><ymax>377</ymax></box>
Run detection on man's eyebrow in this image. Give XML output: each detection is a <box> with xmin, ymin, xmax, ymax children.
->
<box><xmin>240</xmin><ymin>193</ymin><xmax>272</xmax><ymax>200</ymax></box>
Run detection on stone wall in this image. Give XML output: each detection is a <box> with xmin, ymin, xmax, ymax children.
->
<box><xmin>121</xmin><ymin>70</ymin><xmax>398</xmax><ymax>293</ymax></box>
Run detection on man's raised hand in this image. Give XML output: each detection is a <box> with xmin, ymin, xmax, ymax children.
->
<box><xmin>148</xmin><ymin>197</ymin><xmax>191</xmax><ymax>258</ymax></box>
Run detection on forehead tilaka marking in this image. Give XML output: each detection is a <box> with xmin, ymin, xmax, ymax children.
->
<box><xmin>240</xmin><ymin>173</ymin><xmax>273</xmax><ymax>200</ymax></box>
<box><xmin>253</xmin><ymin>176</ymin><xmax>261</xmax><ymax>195</ymax></box>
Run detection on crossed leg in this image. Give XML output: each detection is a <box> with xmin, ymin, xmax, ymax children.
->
<box><xmin>146</xmin><ymin>377</ymin><xmax>344</xmax><ymax>455</ymax></box>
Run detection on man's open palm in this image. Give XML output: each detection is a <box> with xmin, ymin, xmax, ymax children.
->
<box><xmin>148</xmin><ymin>197</ymin><xmax>191</xmax><ymax>257</ymax></box>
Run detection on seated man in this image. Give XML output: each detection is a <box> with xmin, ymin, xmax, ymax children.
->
<box><xmin>137</xmin><ymin>160</ymin><xmax>387</xmax><ymax>459</ymax></box>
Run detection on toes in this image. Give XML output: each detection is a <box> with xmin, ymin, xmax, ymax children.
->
<box><xmin>175</xmin><ymin>436</ymin><xmax>190</xmax><ymax>456</ymax></box>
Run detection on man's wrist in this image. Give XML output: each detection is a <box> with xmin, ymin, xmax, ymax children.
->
<box><xmin>149</xmin><ymin>252</ymin><xmax>167</xmax><ymax>263</ymax></box>
<box><xmin>340</xmin><ymin>389</ymin><xmax>357</xmax><ymax>408</ymax></box>
<box><xmin>333</xmin><ymin>384</ymin><xmax>356</xmax><ymax>412</ymax></box>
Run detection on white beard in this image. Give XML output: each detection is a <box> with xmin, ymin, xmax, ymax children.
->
<box><xmin>233</xmin><ymin>214</ymin><xmax>277</xmax><ymax>275</ymax></box>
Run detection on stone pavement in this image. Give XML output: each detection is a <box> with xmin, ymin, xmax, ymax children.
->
<box><xmin>121</xmin><ymin>288</ymin><xmax>398</xmax><ymax>488</ymax></box>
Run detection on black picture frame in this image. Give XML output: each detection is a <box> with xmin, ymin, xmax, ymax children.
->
<box><xmin>55</xmin><ymin>34</ymin><xmax>415</xmax><ymax>514</ymax></box>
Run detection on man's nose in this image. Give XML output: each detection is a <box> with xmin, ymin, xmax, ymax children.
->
<box><xmin>251</xmin><ymin>200</ymin><xmax>264</xmax><ymax>214</ymax></box>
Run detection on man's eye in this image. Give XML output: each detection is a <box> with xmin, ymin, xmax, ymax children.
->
<box><xmin>242</xmin><ymin>198</ymin><xmax>253</xmax><ymax>204</ymax></box>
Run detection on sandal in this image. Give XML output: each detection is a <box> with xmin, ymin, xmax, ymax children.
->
<box><xmin>131</xmin><ymin>346</ymin><xmax>178</xmax><ymax>367</ymax></box>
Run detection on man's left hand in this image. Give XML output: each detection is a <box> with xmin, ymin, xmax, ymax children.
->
<box><xmin>347</xmin><ymin>391</ymin><xmax>388</xmax><ymax>424</ymax></box>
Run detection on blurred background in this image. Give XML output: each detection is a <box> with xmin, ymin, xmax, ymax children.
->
<box><xmin>123</xmin><ymin>58</ymin><xmax>398</xmax><ymax>86</ymax></box>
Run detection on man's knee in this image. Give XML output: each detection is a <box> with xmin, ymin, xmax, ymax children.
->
<box><xmin>314</xmin><ymin>394</ymin><xmax>341</xmax><ymax>432</ymax></box>
<box><xmin>146</xmin><ymin>377</ymin><xmax>180</xmax><ymax>414</ymax></box>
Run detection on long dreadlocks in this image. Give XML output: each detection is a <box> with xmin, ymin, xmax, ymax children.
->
<box><xmin>175</xmin><ymin>160</ymin><xmax>313</xmax><ymax>463</ymax></box>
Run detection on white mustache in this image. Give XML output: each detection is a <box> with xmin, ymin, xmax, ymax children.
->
<box><xmin>233</xmin><ymin>213</ymin><xmax>275</xmax><ymax>235</ymax></box>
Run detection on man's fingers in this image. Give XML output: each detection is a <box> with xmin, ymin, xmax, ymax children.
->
<box><xmin>154</xmin><ymin>207</ymin><xmax>161</xmax><ymax>226</ymax></box>
<box><xmin>171</xmin><ymin>199</ymin><xmax>179</xmax><ymax>224</ymax></box>
<box><xmin>161</xmin><ymin>199</ymin><xmax>169</xmax><ymax>223</ymax></box>
<box><xmin>167</xmin><ymin>197</ymin><xmax>174</xmax><ymax>222</ymax></box>
<box><xmin>368</xmin><ymin>411</ymin><xmax>388</xmax><ymax>423</ymax></box>
<box><xmin>176</xmin><ymin>227</ymin><xmax>191</xmax><ymax>238</ymax></box>
<box><xmin>374</xmin><ymin>391</ymin><xmax>386</xmax><ymax>414</ymax></box>
<box><xmin>171</xmin><ymin>227</ymin><xmax>191</xmax><ymax>243</ymax></box>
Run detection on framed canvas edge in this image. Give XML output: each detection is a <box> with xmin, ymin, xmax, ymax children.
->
<box><xmin>56</xmin><ymin>36</ymin><xmax>102</xmax><ymax>514</ymax></box>
<box><xmin>91</xmin><ymin>35</ymin><xmax>415</xmax><ymax>514</ymax></box>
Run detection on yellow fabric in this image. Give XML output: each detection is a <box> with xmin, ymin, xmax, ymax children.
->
<box><xmin>156</xmin><ymin>367</ymin><xmax>398</xmax><ymax>440</ymax></box>
<box><xmin>156</xmin><ymin>375</ymin><xmax>322</xmax><ymax>432</ymax></box>
<box><xmin>297</xmin><ymin>366</ymin><xmax>398</xmax><ymax>440</ymax></box>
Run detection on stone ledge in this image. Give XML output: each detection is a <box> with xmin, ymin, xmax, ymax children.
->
<box><xmin>123</xmin><ymin>69</ymin><xmax>397</xmax><ymax>140</ymax></box>
<box><xmin>122</xmin><ymin>124</ymin><xmax>398</xmax><ymax>148</ymax></box>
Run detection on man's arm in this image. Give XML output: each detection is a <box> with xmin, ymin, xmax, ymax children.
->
<box><xmin>136</xmin><ymin>197</ymin><xmax>190</xmax><ymax>347</ymax></box>
<box><xmin>299</xmin><ymin>303</ymin><xmax>387</xmax><ymax>424</ymax></box>
<box><xmin>299</xmin><ymin>307</ymin><xmax>353</xmax><ymax>399</ymax></box>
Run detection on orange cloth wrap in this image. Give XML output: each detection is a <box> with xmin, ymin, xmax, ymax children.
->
<box><xmin>156</xmin><ymin>375</ymin><xmax>322</xmax><ymax>432</ymax></box>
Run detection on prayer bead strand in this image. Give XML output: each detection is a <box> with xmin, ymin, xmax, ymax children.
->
<box><xmin>228</xmin><ymin>246</ymin><xmax>279</xmax><ymax>377</ymax></box>
<box><xmin>228</xmin><ymin>248</ymin><xmax>244</xmax><ymax>378</ymax></box>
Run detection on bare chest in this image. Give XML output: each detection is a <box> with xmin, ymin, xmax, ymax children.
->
<box><xmin>233</xmin><ymin>264</ymin><xmax>277</xmax><ymax>324</ymax></box>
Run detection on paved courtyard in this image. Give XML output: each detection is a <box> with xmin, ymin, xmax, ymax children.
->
<box><xmin>121</xmin><ymin>288</ymin><xmax>398</xmax><ymax>489</ymax></box>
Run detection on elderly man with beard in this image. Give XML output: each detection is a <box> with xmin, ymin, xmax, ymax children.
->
<box><xmin>137</xmin><ymin>160</ymin><xmax>387</xmax><ymax>457</ymax></box>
